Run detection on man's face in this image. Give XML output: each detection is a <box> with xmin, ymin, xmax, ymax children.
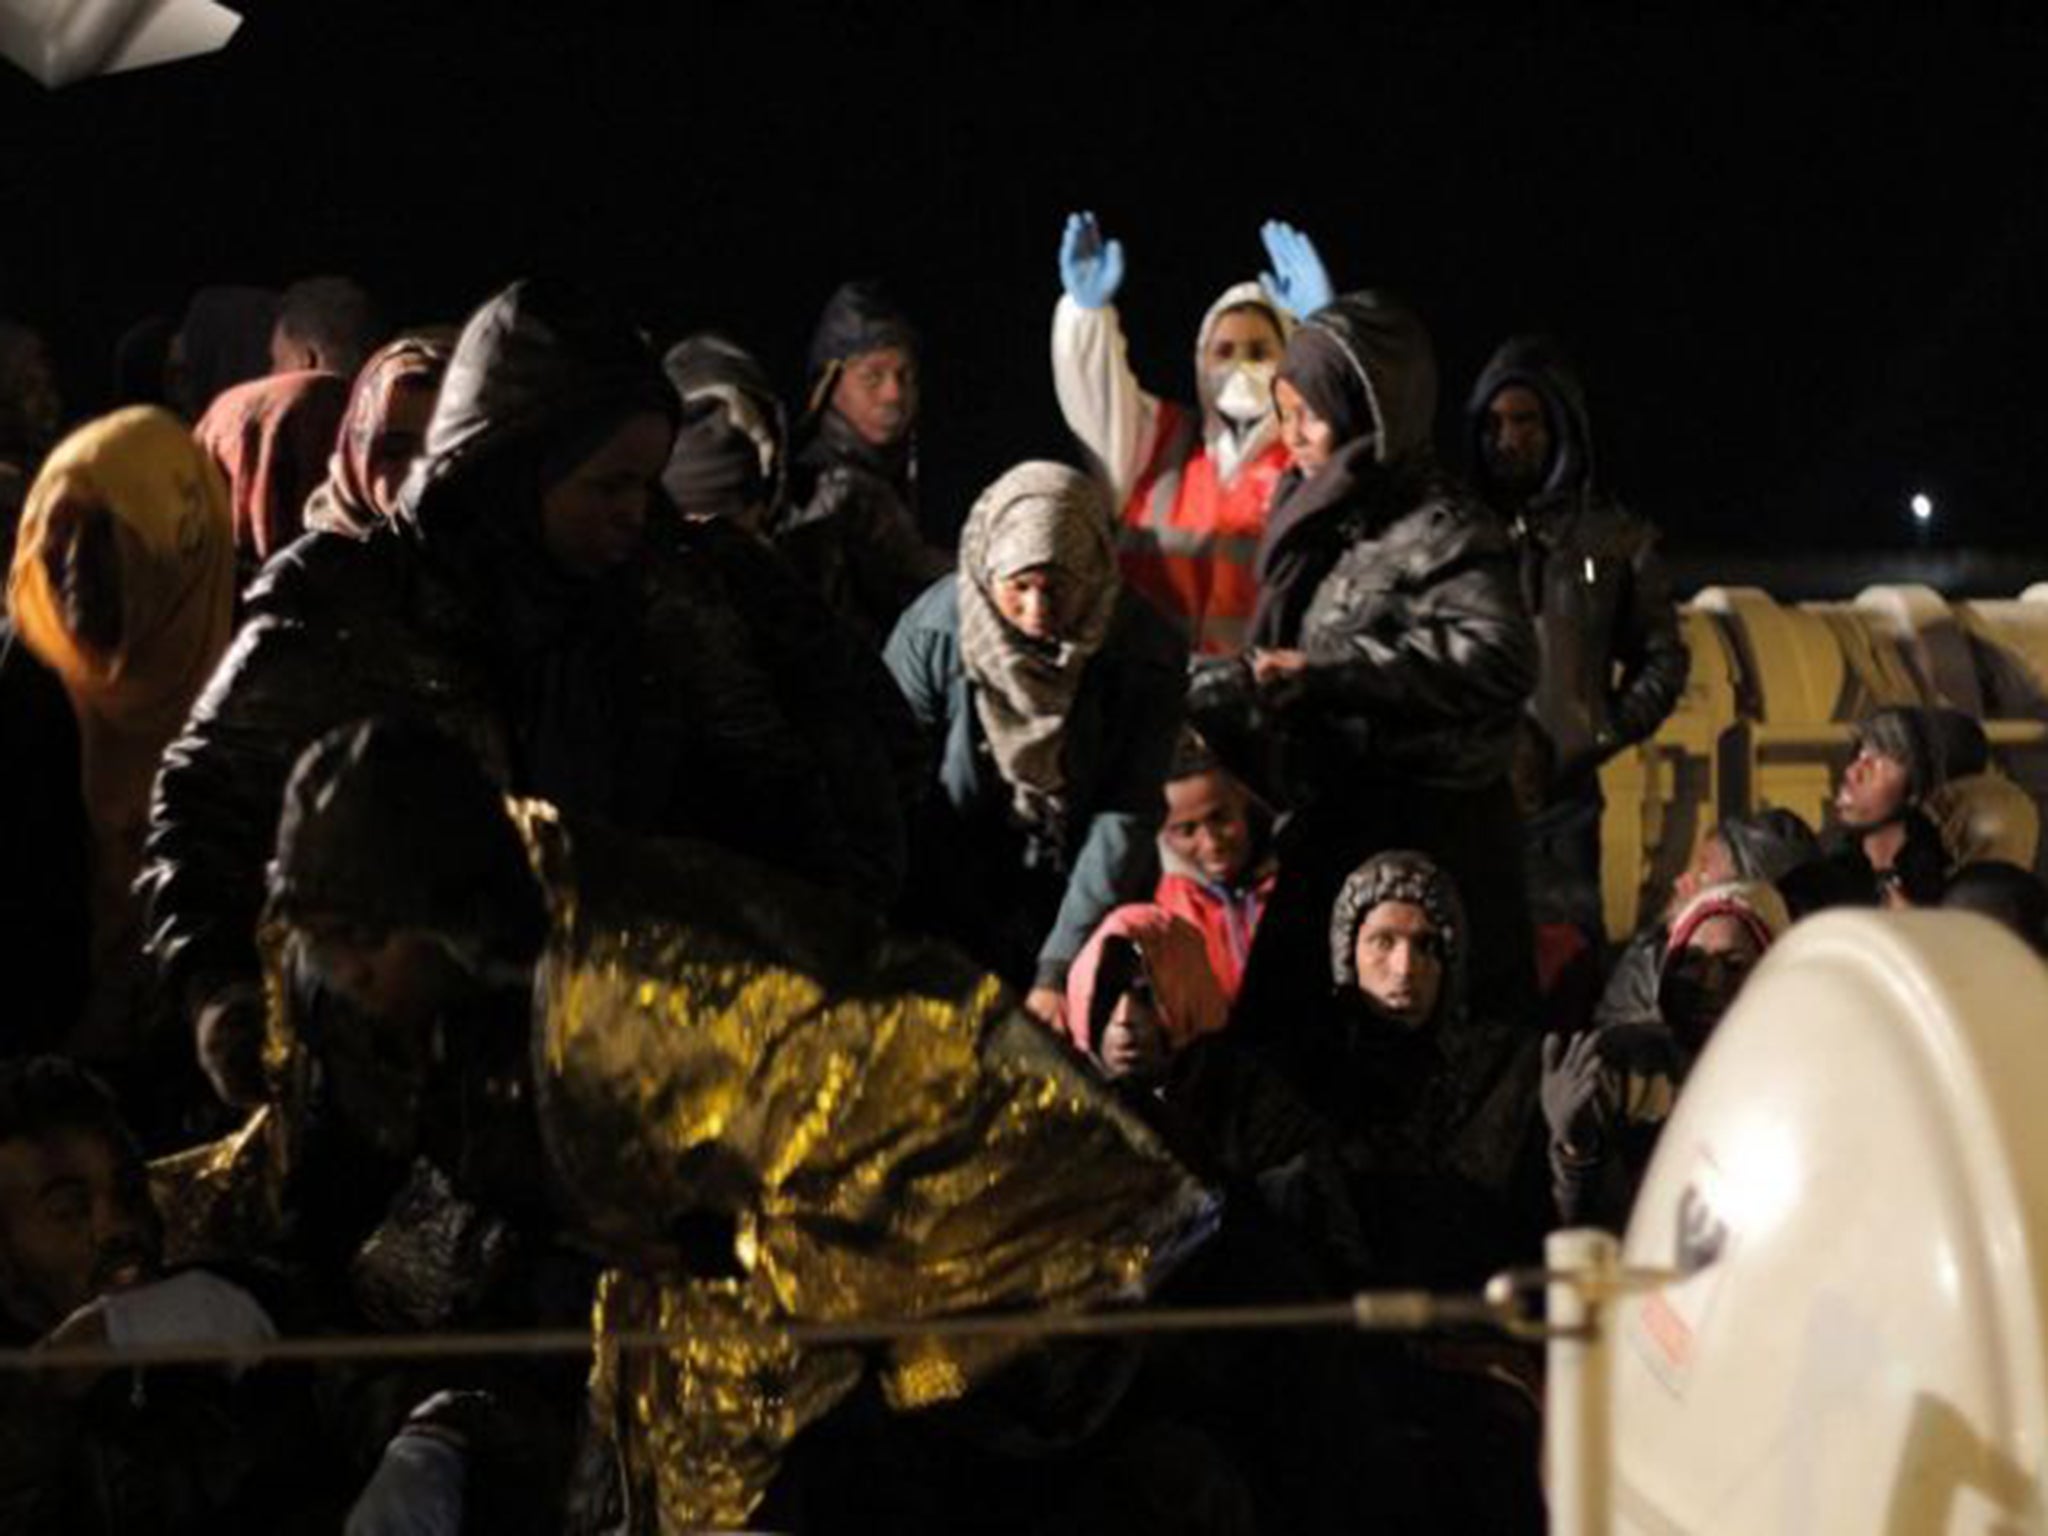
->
<box><xmin>1274</xmin><ymin>377</ymin><xmax>1337</xmax><ymax>475</ymax></box>
<box><xmin>1673</xmin><ymin>833</ymin><xmax>1740</xmax><ymax>907</ymax></box>
<box><xmin>1834</xmin><ymin>744</ymin><xmax>1911</xmax><ymax>831</ymax></box>
<box><xmin>1099</xmin><ymin>984</ymin><xmax>1169</xmax><ymax>1083</ymax></box>
<box><xmin>1352</xmin><ymin>900</ymin><xmax>1445</xmax><ymax>1030</ymax></box>
<box><xmin>1162</xmin><ymin>771</ymin><xmax>1253</xmax><ymax>886</ymax></box>
<box><xmin>991</xmin><ymin>564</ymin><xmax>1074</xmax><ymax>642</ymax></box>
<box><xmin>291</xmin><ymin>918</ymin><xmax>468</xmax><ymax>1032</ymax></box>
<box><xmin>539</xmin><ymin>411</ymin><xmax>673</xmax><ymax>579</ymax></box>
<box><xmin>1201</xmin><ymin>307</ymin><xmax>1284</xmax><ymax>375</ymax></box>
<box><xmin>363</xmin><ymin>380</ymin><xmax>437</xmax><ymax>520</ymax></box>
<box><xmin>1482</xmin><ymin>384</ymin><xmax>1552</xmax><ymax>494</ymax></box>
<box><xmin>830</xmin><ymin>345</ymin><xmax>918</xmax><ymax>448</ymax></box>
<box><xmin>0</xmin><ymin>1127</ymin><xmax>159</xmax><ymax>1335</ymax></box>
<box><xmin>1661</xmin><ymin>913</ymin><xmax>1765</xmax><ymax>1050</ymax></box>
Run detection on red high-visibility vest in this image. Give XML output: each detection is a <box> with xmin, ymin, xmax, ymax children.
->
<box><xmin>1117</xmin><ymin>400</ymin><xmax>1288</xmax><ymax>656</ymax></box>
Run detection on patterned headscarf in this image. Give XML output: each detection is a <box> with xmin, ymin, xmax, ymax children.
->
<box><xmin>303</xmin><ymin>332</ymin><xmax>456</xmax><ymax>539</ymax></box>
<box><xmin>1328</xmin><ymin>849</ymin><xmax>1468</xmax><ymax>1028</ymax></box>
<box><xmin>957</xmin><ymin>461</ymin><xmax>1119</xmax><ymax>827</ymax></box>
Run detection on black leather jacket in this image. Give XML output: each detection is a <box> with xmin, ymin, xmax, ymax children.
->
<box><xmin>780</xmin><ymin>409</ymin><xmax>950</xmax><ymax>649</ymax></box>
<box><xmin>1197</xmin><ymin>297</ymin><xmax>1536</xmax><ymax>803</ymax></box>
<box><xmin>143</xmin><ymin>280</ymin><xmax>910</xmax><ymax>1016</ymax></box>
<box><xmin>1468</xmin><ymin>337</ymin><xmax>1687</xmax><ymax>797</ymax></box>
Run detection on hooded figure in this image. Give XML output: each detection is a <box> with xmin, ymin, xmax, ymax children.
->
<box><xmin>1053</xmin><ymin>274</ymin><xmax>1297</xmax><ymax>656</ymax></box>
<box><xmin>8</xmin><ymin>407</ymin><xmax>235</xmax><ymax>1063</ymax></box>
<box><xmin>1597</xmin><ymin>805</ymin><xmax>1821</xmax><ymax>1029</ymax></box>
<box><xmin>781</xmin><ymin>281</ymin><xmax>949</xmax><ymax>646</ymax></box>
<box><xmin>1192</xmin><ymin>293</ymin><xmax>1538</xmax><ymax>1039</ymax></box>
<box><xmin>1546</xmin><ymin>880</ymin><xmax>1789</xmax><ymax>1231</ymax></box>
<box><xmin>1063</xmin><ymin>904</ymin><xmax>1230</xmax><ymax>1076</ymax></box>
<box><xmin>660</xmin><ymin>333</ymin><xmax>786</xmax><ymax>532</ymax></box>
<box><xmin>244</xmin><ymin>717</ymin><xmax>1215</xmax><ymax>1532</ymax></box>
<box><xmin>144</xmin><ymin>279</ymin><xmax>913</xmax><ymax>1109</ymax></box>
<box><xmin>1806</xmin><ymin>703</ymin><xmax>1959</xmax><ymax>909</ymax></box>
<box><xmin>1294</xmin><ymin>851</ymin><xmax>1544</xmax><ymax>1284</ymax></box>
<box><xmin>301</xmin><ymin>331</ymin><xmax>456</xmax><ymax>541</ymax></box>
<box><xmin>193</xmin><ymin>369</ymin><xmax>350</xmax><ymax>576</ymax></box>
<box><xmin>885</xmin><ymin>461</ymin><xmax>1186</xmax><ymax>1004</ymax></box>
<box><xmin>1467</xmin><ymin>336</ymin><xmax>1688</xmax><ymax>935</ymax></box>
<box><xmin>168</xmin><ymin>286</ymin><xmax>280</xmax><ymax>422</ymax></box>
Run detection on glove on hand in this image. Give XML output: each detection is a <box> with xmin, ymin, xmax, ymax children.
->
<box><xmin>1259</xmin><ymin>219</ymin><xmax>1335</xmax><ymax>319</ymax></box>
<box><xmin>1540</xmin><ymin>1031</ymin><xmax>1610</xmax><ymax>1158</ymax></box>
<box><xmin>1059</xmin><ymin>210</ymin><xmax>1126</xmax><ymax>310</ymax></box>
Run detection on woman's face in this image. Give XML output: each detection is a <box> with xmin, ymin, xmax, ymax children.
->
<box><xmin>539</xmin><ymin>411</ymin><xmax>674</xmax><ymax>579</ymax></box>
<box><xmin>363</xmin><ymin>379</ymin><xmax>438</xmax><ymax>521</ymax></box>
<box><xmin>991</xmin><ymin>563</ymin><xmax>1073</xmax><ymax>642</ymax></box>
<box><xmin>1274</xmin><ymin>377</ymin><xmax>1337</xmax><ymax>475</ymax></box>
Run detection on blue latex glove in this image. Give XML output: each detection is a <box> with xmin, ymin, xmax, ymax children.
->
<box><xmin>1059</xmin><ymin>210</ymin><xmax>1126</xmax><ymax>310</ymax></box>
<box><xmin>1259</xmin><ymin>219</ymin><xmax>1335</xmax><ymax>319</ymax></box>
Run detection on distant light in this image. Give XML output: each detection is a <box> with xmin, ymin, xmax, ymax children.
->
<box><xmin>1910</xmin><ymin>493</ymin><xmax>1935</xmax><ymax>524</ymax></box>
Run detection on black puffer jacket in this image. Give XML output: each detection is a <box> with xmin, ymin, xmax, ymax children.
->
<box><xmin>1202</xmin><ymin>296</ymin><xmax>1535</xmax><ymax>800</ymax></box>
<box><xmin>143</xmin><ymin>279</ymin><xmax>910</xmax><ymax>1014</ymax></box>
<box><xmin>1468</xmin><ymin>336</ymin><xmax>1687</xmax><ymax>796</ymax></box>
<box><xmin>780</xmin><ymin>283</ymin><xmax>950</xmax><ymax>647</ymax></box>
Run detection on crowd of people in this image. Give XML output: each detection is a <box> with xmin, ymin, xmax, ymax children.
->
<box><xmin>0</xmin><ymin>225</ymin><xmax>2043</xmax><ymax>1533</ymax></box>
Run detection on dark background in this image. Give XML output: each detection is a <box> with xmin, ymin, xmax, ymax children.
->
<box><xmin>3</xmin><ymin>0</ymin><xmax>2047</xmax><ymax>568</ymax></box>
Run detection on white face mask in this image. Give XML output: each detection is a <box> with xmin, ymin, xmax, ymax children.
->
<box><xmin>1209</xmin><ymin>361</ymin><xmax>1277</xmax><ymax>427</ymax></box>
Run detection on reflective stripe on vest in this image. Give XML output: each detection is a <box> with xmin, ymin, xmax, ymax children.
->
<box><xmin>1121</xmin><ymin>403</ymin><xmax>1288</xmax><ymax>655</ymax></box>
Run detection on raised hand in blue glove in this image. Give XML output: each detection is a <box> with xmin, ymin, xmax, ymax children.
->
<box><xmin>1259</xmin><ymin>219</ymin><xmax>1335</xmax><ymax>319</ymax></box>
<box><xmin>1059</xmin><ymin>210</ymin><xmax>1126</xmax><ymax>310</ymax></box>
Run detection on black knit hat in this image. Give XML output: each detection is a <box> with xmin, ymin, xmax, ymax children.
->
<box><xmin>1853</xmin><ymin>706</ymin><xmax>1945</xmax><ymax>805</ymax></box>
<box><xmin>661</xmin><ymin>396</ymin><xmax>769</xmax><ymax>517</ymax></box>
<box><xmin>1718</xmin><ymin>807</ymin><xmax>1822</xmax><ymax>886</ymax></box>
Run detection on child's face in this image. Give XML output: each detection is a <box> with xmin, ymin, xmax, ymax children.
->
<box><xmin>1163</xmin><ymin>772</ymin><xmax>1252</xmax><ymax>885</ymax></box>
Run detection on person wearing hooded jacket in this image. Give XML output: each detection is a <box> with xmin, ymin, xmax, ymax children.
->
<box><xmin>7</xmin><ymin>408</ymin><xmax>236</xmax><ymax>1114</ymax></box>
<box><xmin>1191</xmin><ymin>291</ymin><xmax>1539</xmax><ymax>1035</ymax></box>
<box><xmin>661</xmin><ymin>332</ymin><xmax>787</xmax><ymax>535</ymax></box>
<box><xmin>885</xmin><ymin>460</ymin><xmax>1186</xmax><ymax>1029</ymax></box>
<box><xmin>1794</xmin><ymin>703</ymin><xmax>1957</xmax><ymax>911</ymax></box>
<box><xmin>1596</xmin><ymin>805</ymin><xmax>1820</xmax><ymax>1030</ymax></box>
<box><xmin>780</xmin><ymin>280</ymin><xmax>951</xmax><ymax>646</ymax></box>
<box><xmin>142</xmin><ymin>278</ymin><xmax>913</xmax><ymax>1111</ymax></box>
<box><xmin>1546</xmin><ymin>880</ymin><xmax>1790</xmax><ymax>1232</ymax></box>
<box><xmin>1302</xmin><ymin>851</ymin><xmax>1547</xmax><ymax>1287</ymax></box>
<box><xmin>242</xmin><ymin>716</ymin><xmax>1214</xmax><ymax>1534</ymax></box>
<box><xmin>1469</xmin><ymin>336</ymin><xmax>1689</xmax><ymax>938</ymax></box>
<box><xmin>1051</xmin><ymin>214</ymin><xmax>1333</xmax><ymax>656</ymax></box>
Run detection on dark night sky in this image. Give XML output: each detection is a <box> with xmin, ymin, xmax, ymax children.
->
<box><xmin>4</xmin><ymin>1</ymin><xmax>2047</xmax><ymax>556</ymax></box>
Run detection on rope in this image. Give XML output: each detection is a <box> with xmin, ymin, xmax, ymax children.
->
<box><xmin>3</xmin><ymin>1288</ymin><xmax>1523</xmax><ymax>1375</ymax></box>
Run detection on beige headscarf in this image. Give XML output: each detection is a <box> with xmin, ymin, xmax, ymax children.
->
<box><xmin>956</xmin><ymin>461</ymin><xmax>1119</xmax><ymax>827</ymax></box>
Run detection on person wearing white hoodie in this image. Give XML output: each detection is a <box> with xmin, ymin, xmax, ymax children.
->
<box><xmin>1050</xmin><ymin>214</ymin><xmax>1333</xmax><ymax>655</ymax></box>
